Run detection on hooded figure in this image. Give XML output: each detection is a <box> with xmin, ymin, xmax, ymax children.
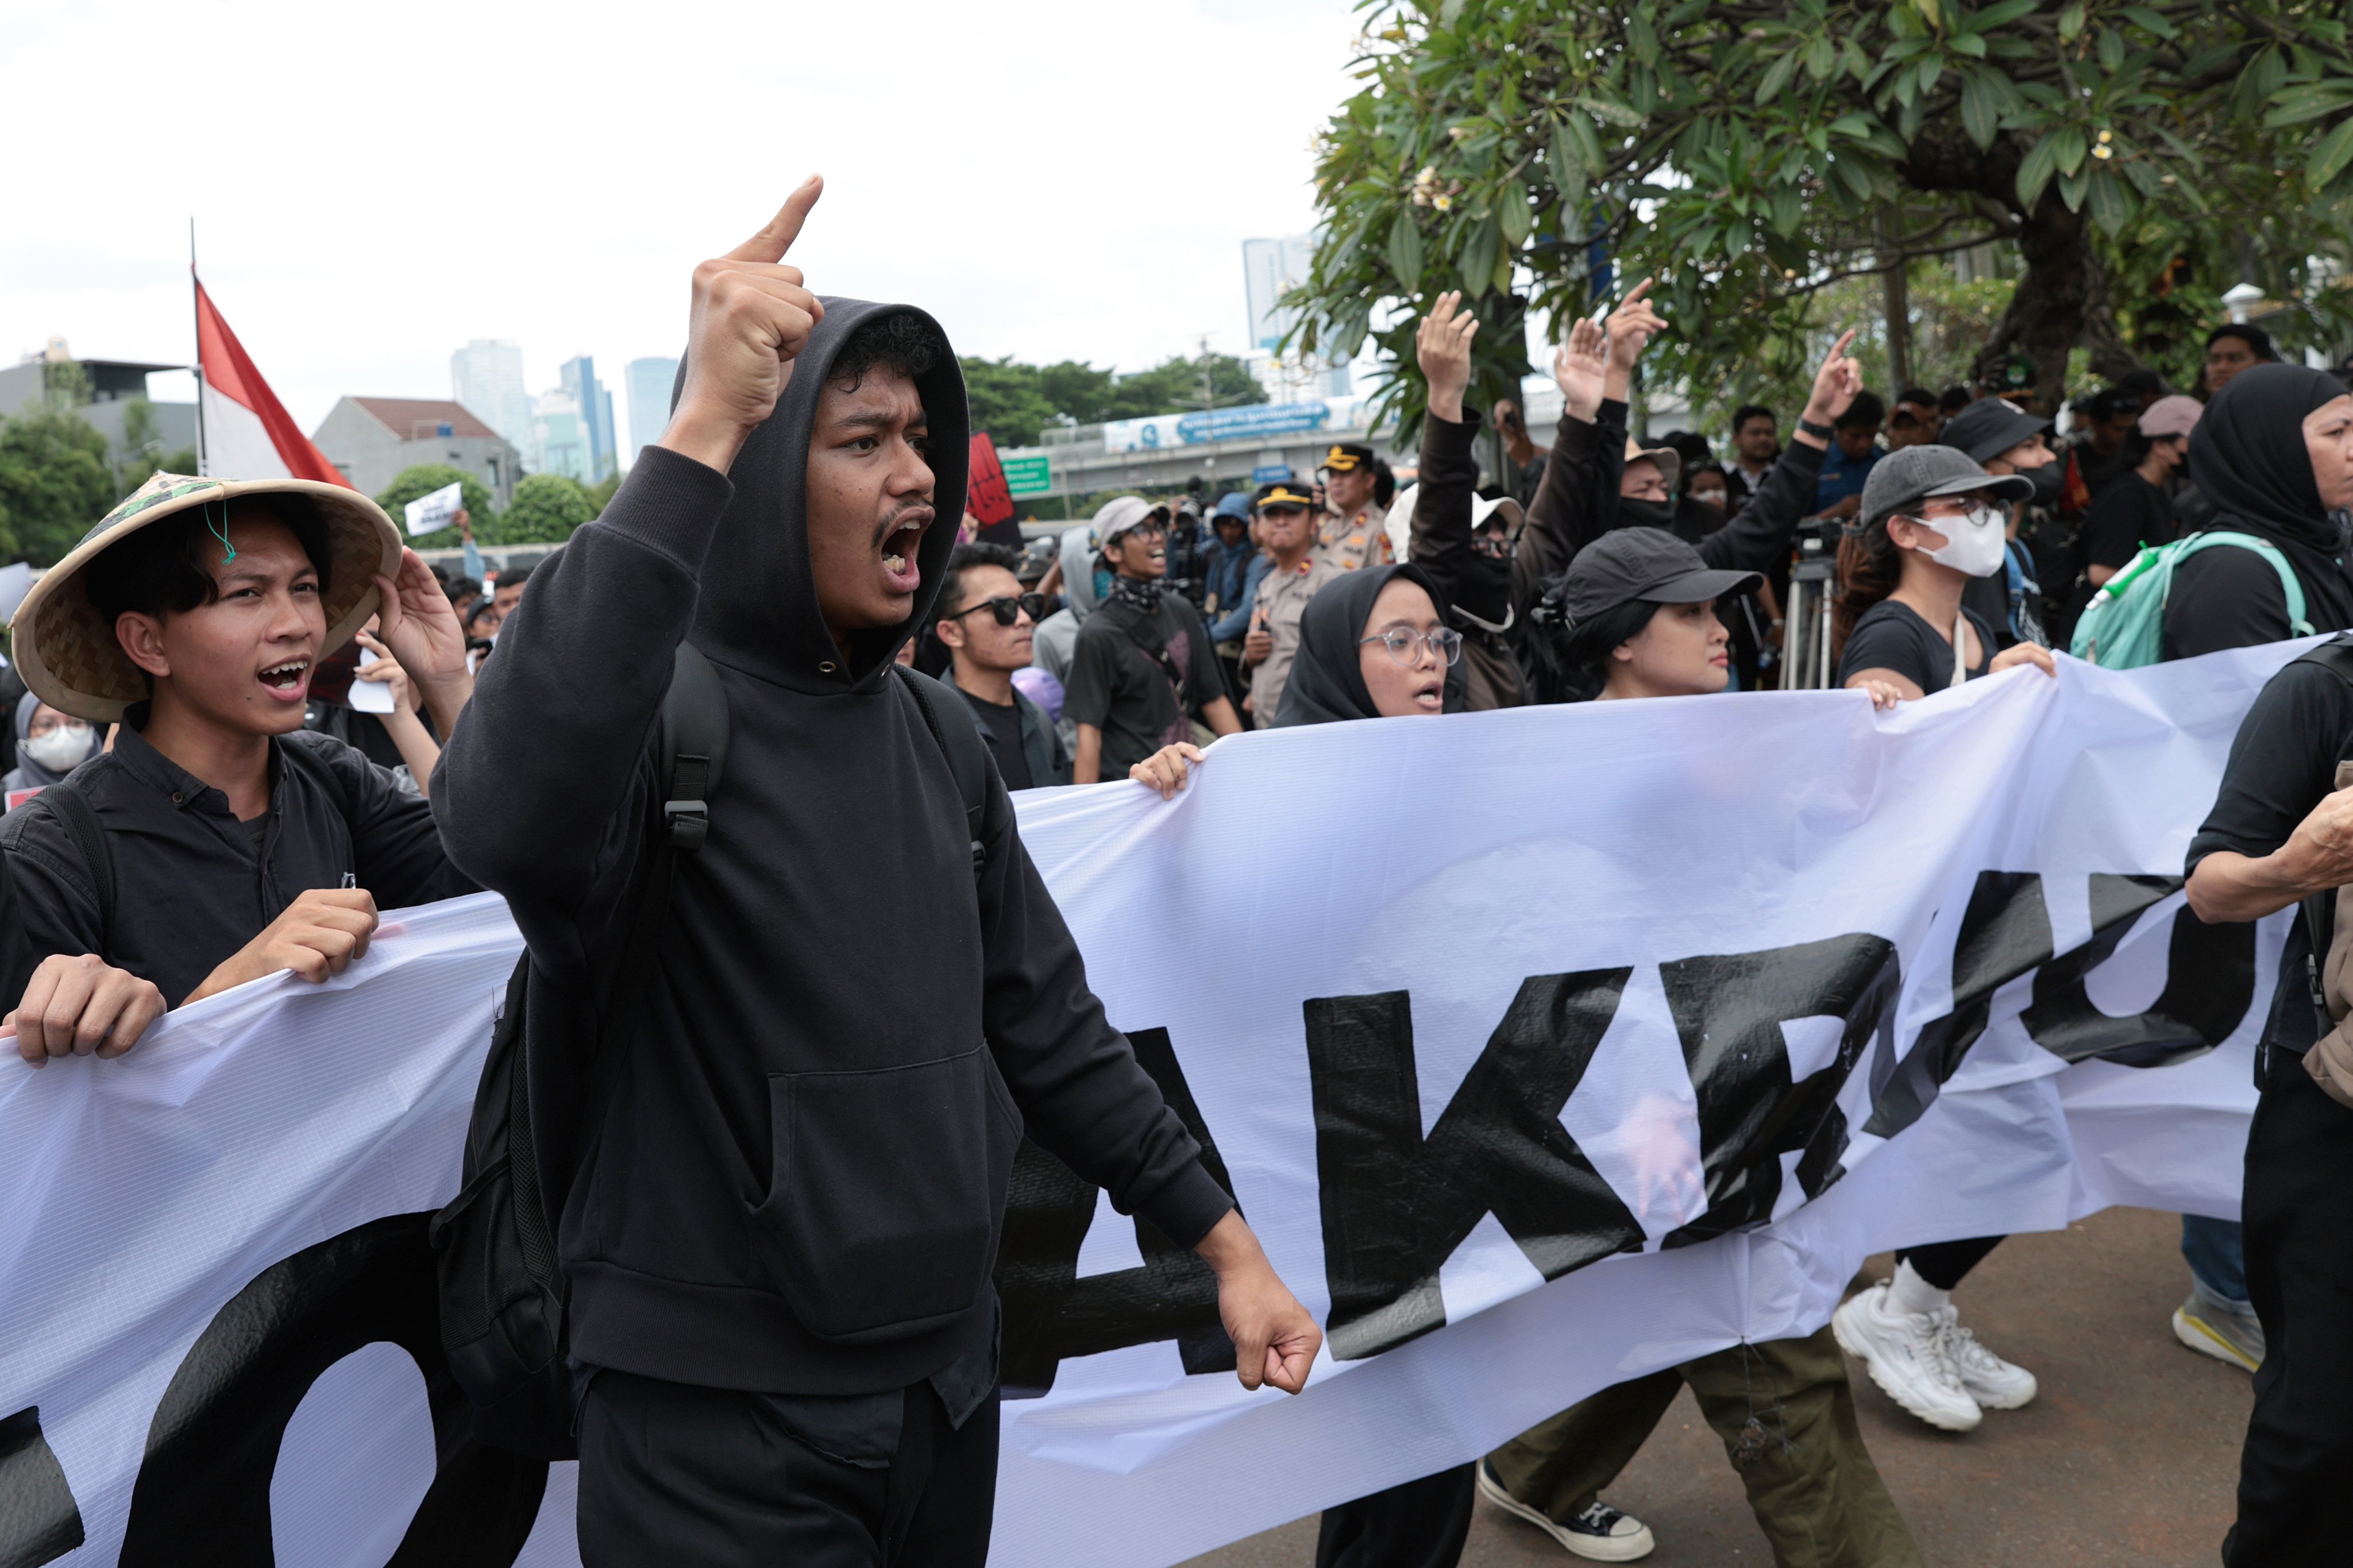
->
<box><xmin>1028</xmin><ymin>519</ymin><xmax>1105</xmax><ymax>749</ymax></box>
<box><xmin>2170</xmin><ymin>362</ymin><xmax>2353</xmax><ymax>658</ymax></box>
<box><xmin>1274</xmin><ymin>562</ymin><xmax>1467</xmax><ymax>725</ymax></box>
<box><xmin>1</xmin><ymin>691</ymin><xmax>99</xmax><ymax>802</ymax></box>
<box><xmin>437</xmin><ymin>298</ymin><xmax>1238</xmax><ymax>1489</ymax></box>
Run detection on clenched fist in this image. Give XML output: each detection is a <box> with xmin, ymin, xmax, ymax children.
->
<box><xmin>660</xmin><ymin>176</ymin><xmax>828</xmax><ymax>476</ymax></box>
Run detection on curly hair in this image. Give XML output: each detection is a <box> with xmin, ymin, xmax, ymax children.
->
<box><xmin>830</xmin><ymin>311</ymin><xmax>946</xmax><ymax>393</ymax></box>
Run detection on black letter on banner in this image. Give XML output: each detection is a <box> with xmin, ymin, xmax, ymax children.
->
<box><xmin>0</xmin><ymin>1406</ymin><xmax>83</xmax><ymax>1567</ymax></box>
<box><xmin>996</xmin><ymin>1028</ymin><xmax>1240</xmax><ymax>1399</ymax></box>
<box><xmin>1865</xmin><ymin>872</ymin><xmax>2055</xmax><ymax>1138</ymax></box>
<box><xmin>119</xmin><ymin>1212</ymin><xmax>545</xmax><ymax>1567</ymax></box>
<box><xmin>1658</xmin><ymin>934</ymin><xmax>1901</xmax><ymax>1248</ymax></box>
<box><xmin>1305</xmin><ymin>973</ymin><xmax>1640</xmax><ymax>1361</ymax></box>
<box><xmin>2020</xmin><ymin>874</ymin><xmax>2257</xmax><ymax>1069</ymax></box>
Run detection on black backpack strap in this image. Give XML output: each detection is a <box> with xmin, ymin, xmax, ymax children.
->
<box><xmin>893</xmin><ymin>663</ymin><xmax>989</xmax><ymax>878</ymax></box>
<box><xmin>2294</xmin><ymin>632</ymin><xmax>2353</xmax><ymax>685</ymax></box>
<box><xmin>32</xmin><ymin>781</ymin><xmax>113</xmax><ymax>951</ymax></box>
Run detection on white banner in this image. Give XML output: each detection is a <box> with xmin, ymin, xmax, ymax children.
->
<box><xmin>0</xmin><ymin>643</ymin><xmax>2303</xmax><ymax>1567</ymax></box>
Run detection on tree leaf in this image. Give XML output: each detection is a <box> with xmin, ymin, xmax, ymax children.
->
<box><xmin>1757</xmin><ymin>51</ymin><xmax>1797</xmax><ymax>105</ymax></box>
<box><xmin>2098</xmin><ymin>26</ymin><xmax>2125</xmax><ymax>73</ymax></box>
<box><xmin>1950</xmin><ymin>32</ymin><xmax>1986</xmax><ymax>57</ymax></box>
<box><xmin>2311</xmin><ymin>115</ymin><xmax>2353</xmax><ymax>189</ymax></box>
<box><xmin>1827</xmin><ymin>113</ymin><xmax>1873</xmax><ymax>139</ymax></box>
<box><xmin>2016</xmin><ymin>132</ymin><xmax>2060</xmax><ymax>207</ymax></box>
<box><xmin>1971</xmin><ymin>0</ymin><xmax>2041</xmax><ymax>29</ymax></box>
<box><xmin>2058</xmin><ymin>2</ymin><xmax>2086</xmax><ymax>43</ymax></box>
<box><xmin>2054</xmin><ymin>125</ymin><xmax>2087</xmax><ymax>174</ymax></box>
<box><xmin>1807</xmin><ymin>36</ymin><xmax>1837</xmax><ymax>79</ymax></box>
<box><xmin>2058</xmin><ymin>164</ymin><xmax>2090</xmax><ymax>210</ymax></box>
<box><xmin>1961</xmin><ymin>71</ymin><xmax>1997</xmax><ymax>149</ymax></box>
<box><xmin>1575</xmin><ymin>93</ymin><xmax>1645</xmax><ymax>128</ymax></box>
<box><xmin>1565</xmin><ymin>112</ymin><xmax>1606</xmax><ymax>176</ymax></box>
<box><xmin>1387</xmin><ymin>208</ymin><xmax>1424</xmax><ymax>288</ymax></box>
<box><xmin>1461</xmin><ymin>213</ymin><xmax>1501</xmax><ymax>297</ymax></box>
<box><xmin>1629</xmin><ymin>7</ymin><xmax>1658</xmax><ymax>65</ymax></box>
<box><xmin>1500</xmin><ymin>181</ymin><xmax>1533</xmax><ymax>246</ymax></box>
<box><xmin>2119</xmin><ymin>6</ymin><xmax>2177</xmax><ymax>38</ymax></box>
<box><xmin>2265</xmin><ymin>81</ymin><xmax>2353</xmax><ymax>129</ymax></box>
<box><xmin>2086</xmin><ymin>167</ymin><xmax>2128</xmax><ymax>232</ymax></box>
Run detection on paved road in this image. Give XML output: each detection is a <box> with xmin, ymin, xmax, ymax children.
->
<box><xmin>1183</xmin><ymin>1206</ymin><xmax>2250</xmax><ymax>1567</ymax></box>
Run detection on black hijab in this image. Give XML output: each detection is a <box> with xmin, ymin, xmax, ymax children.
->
<box><xmin>2189</xmin><ymin>362</ymin><xmax>2349</xmax><ymax>559</ymax></box>
<box><xmin>1274</xmin><ymin>563</ymin><xmax>1468</xmax><ymax>727</ymax></box>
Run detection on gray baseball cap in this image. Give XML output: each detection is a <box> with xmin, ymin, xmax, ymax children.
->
<box><xmin>1858</xmin><ymin>444</ymin><xmax>2034</xmax><ymax>533</ymax></box>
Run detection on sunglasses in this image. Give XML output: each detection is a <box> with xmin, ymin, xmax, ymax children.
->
<box><xmin>1359</xmin><ymin>626</ymin><xmax>1464</xmax><ymax>667</ymax></box>
<box><xmin>948</xmin><ymin>593</ymin><xmax>1047</xmax><ymax>628</ymax></box>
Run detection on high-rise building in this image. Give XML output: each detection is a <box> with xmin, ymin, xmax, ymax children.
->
<box><xmin>449</xmin><ymin>341</ymin><xmax>531</xmax><ymax>458</ymax></box>
<box><xmin>533</xmin><ymin>385</ymin><xmax>591</xmax><ymax>483</ymax></box>
<box><xmin>1242</xmin><ymin>234</ymin><xmax>1320</xmax><ymax>352</ymax></box>
<box><xmin>560</xmin><ymin>356</ymin><xmax>618</xmax><ymax>481</ymax></box>
<box><xmin>624</xmin><ymin>356</ymin><xmax>680</xmax><ymax>465</ymax></box>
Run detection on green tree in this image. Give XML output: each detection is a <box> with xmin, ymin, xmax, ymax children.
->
<box><xmin>375</xmin><ymin>464</ymin><xmax>497</xmax><ymax>550</ymax></box>
<box><xmin>1295</xmin><ymin>0</ymin><xmax>2353</xmax><ymax>427</ymax></box>
<box><xmin>961</xmin><ymin>357</ymin><xmax>1065</xmax><ymax>447</ymax></box>
<box><xmin>0</xmin><ymin>408</ymin><xmax>114</xmax><ymax>565</ymax></box>
<box><xmin>495</xmin><ymin>473</ymin><xmax>593</xmax><ymax>544</ymax></box>
<box><xmin>955</xmin><ymin>352</ymin><xmax>1269</xmax><ymax>446</ymax></box>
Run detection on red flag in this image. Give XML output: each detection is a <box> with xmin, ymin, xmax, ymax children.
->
<box><xmin>965</xmin><ymin>432</ymin><xmax>1023</xmax><ymax>547</ymax></box>
<box><xmin>195</xmin><ymin>277</ymin><xmax>352</xmax><ymax>487</ymax></box>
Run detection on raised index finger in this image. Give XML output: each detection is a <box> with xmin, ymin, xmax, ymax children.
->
<box><xmin>1823</xmin><ymin>327</ymin><xmax>1859</xmax><ymax>366</ymax></box>
<box><xmin>1618</xmin><ymin>276</ymin><xmax>1657</xmax><ymax>308</ymax></box>
<box><xmin>725</xmin><ymin>175</ymin><xmax>825</xmax><ymax>264</ymax></box>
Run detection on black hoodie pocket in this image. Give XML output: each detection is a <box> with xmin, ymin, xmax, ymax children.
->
<box><xmin>752</xmin><ymin>1044</ymin><xmax>1023</xmax><ymax>1342</ymax></box>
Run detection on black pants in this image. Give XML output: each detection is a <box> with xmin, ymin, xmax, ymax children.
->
<box><xmin>2224</xmin><ymin>1062</ymin><xmax>2353</xmax><ymax>1565</ymax></box>
<box><xmin>576</xmin><ymin>1370</ymin><xmax>998</xmax><ymax>1567</ymax></box>
<box><xmin>1892</xmin><ymin>1234</ymin><xmax>2003</xmax><ymax>1291</ymax></box>
<box><xmin>1316</xmin><ymin>1465</ymin><xmax>1476</xmax><ymax>1568</ymax></box>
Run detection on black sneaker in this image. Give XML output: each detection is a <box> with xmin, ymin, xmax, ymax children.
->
<box><xmin>1475</xmin><ymin>1459</ymin><xmax>1657</xmax><ymax>1561</ymax></box>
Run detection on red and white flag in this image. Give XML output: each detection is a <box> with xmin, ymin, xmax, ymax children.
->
<box><xmin>194</xmin><ymin>277</ymin><xmax>351</xmax><ymax>488</ymax></box>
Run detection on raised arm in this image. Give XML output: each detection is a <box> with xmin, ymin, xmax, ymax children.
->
<box><xmin>436</xmin><ymin>180</ymin><xmax>826</xmax><ymax>903</ymax></box>
<box><xmin>1408</xmin><ymin>292</ymin><xmax>1486</xmax><ymax>588</ymax></box>
<box><xmin>1698</xmin><ymin>329</ymin><xmax>1860</xmax><ymax>574</ymax></box>
<box><xmin>1515</xmin><ymin>283</ymin><xmax>1665</xmax><ymax>614</ymax></box>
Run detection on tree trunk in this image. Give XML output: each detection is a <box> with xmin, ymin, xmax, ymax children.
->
<box><xmin>1973</xmin><ymin>192</ymin><xmax>2143</xmax><ymax>414</ymax></box>
<box><xmin>1878</xmin><ymin>217</ymin><xmax>1912</xmax><ymax>391</ymax></box>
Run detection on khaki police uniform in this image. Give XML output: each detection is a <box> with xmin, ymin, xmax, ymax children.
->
<box><xmin>1244</xmin><ymin>550</ymin><xmax>1346</xmax><ymax>728</ymax></box>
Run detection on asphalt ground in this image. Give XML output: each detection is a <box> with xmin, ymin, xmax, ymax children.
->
<box><xmin>1183</xmin><ymin>1206</ymin><xmax>2250</xmax><ymax>1567</ymax></box>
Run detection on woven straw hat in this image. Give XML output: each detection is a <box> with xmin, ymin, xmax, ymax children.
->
<box><xmin>11</xmin><ymin>471</ymin><xmax>402</xmax><ymax>723</ymax></box>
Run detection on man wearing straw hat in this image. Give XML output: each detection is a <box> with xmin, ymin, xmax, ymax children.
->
<box><xmin>1</xmin><ymin>470</ymin><xmax>477</xmax><ymax>1065</ymax></box>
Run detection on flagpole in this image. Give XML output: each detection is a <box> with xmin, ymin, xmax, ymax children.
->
<box><xmin>190</xmin><ymin>217</ymin><xmax>207</xmax><ymax>478</ymax></box>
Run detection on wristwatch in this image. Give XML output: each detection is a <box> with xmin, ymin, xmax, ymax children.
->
<box><xmin>1797</xmin><ymin>416</ymin><xmax>1834</xmax><ymax>441</ymax></box>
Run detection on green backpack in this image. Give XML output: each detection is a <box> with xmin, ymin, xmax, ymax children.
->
<box><xmin>2069</xmin><ymin>530</ymin><xmax>2313</xmax><ymax>669</ymax></box>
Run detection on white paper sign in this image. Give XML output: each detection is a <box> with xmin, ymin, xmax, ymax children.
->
<box><xmin>0</xmin><ymin>562</ymin><xmax>35</xmax><ymax>624</ymax></box>
<box><xmin>349</xmin><ymin>646</ymin><xmax>396</xmax><ymax>713</ymax></box>
<box><xmin>402</xmin><ymin>481</ymin><xmax>464</xmax><ymax>538</ymax></box>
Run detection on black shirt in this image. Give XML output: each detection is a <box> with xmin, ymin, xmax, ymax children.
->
<box><xmin>2186</xmin><ymin>654</ymin><xmax>2353</xmax><ymax>1057</ymax></box>
<box><xmin>963</xmin><ymin>691</ymin><xmax>1033</xmax><ymax>791</ymax></box>
<box><xmin>1063</xmin><ymin>594</ymin><xmax>1222</xmax><ymax>778</ymax></box>
<box><xmin>2080</xmin><ymin>473</ymin><xmax>2173</xmax><ymax>573</ymax></box>
<box><xmin>0</xmin><ymin>723</ymin><xmax>474</xmax><ymax>1006</ymax></box>
<box><xmin>2163</xmin><ymin>539</ymin><xmax>2353</xmax><ymax>661</ymax></box>
<box><xmin>1837</xmin><ymin>599</ymin><xmax>1996</xmax><ymax>693</ymax></box>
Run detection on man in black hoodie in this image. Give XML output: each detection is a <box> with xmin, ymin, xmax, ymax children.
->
<box><xmin>436</xmin><ymin>181</ymin><xmax>1318</xmax><ymax>1564</ymax></box>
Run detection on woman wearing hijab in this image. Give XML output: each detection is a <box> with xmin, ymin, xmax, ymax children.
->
<box><xmin>2163</xmin><ymin>362</ymin><xmax>2353</xmax><ymax>659</ymax></box>
<box><xmin>1</xmin><ymin>694</ymin><xmax>101</xmax><ymax>807</ymax></box>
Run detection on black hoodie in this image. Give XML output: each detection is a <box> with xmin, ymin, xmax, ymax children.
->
<box><xmin>436</xmin><ymin>298</ymin><xmax>1232</xmax><ymax>1396</ymax></box>
<box><xmin>2167</xmin><ymin>363</ymin><xmax>2353</xmax><ymax>659</ymax></box>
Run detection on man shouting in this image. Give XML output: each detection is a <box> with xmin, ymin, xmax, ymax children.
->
<box><xmin>436</xmin><ymin>178</ymin><xmax>1320</xmax><ymax>1563</ymax></box>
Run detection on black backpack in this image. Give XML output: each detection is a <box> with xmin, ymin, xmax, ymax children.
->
<box><xmin>429</xmin><ymin>651</ymin><xmax>990</xmax><ymax>1458</ymax></box>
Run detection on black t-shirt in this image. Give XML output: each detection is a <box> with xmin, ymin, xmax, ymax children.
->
<box><xmin>1063</xmin><ymin>593</ymin><xmax>1222</xmax><ymax>778</ymax></box>
<box><xmin>1837</xmin><ymin>599</ymin><xmax>1996</xmax><ymax>693</ymax></box>
<box><xmin>2186</xmin><ymin>653</ymin><xmax>2353</xmax><ymax>1057</ymax></box>
<box><xmin>2080</xmin><ymin>473</ymin><xmax>2173</xmax><ymax>573</ymax></box>
<box><xmin>964</xmin><ymin>690</ymin><xmax>1033</xmax><ymax>791</ymax></box>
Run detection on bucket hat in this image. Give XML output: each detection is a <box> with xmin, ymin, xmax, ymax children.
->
<box><xmin>11</xmin><ymin>471</ymin><xmax>402</xmax><ymax>723</ymax></box>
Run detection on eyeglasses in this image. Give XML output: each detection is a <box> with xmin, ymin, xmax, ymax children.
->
<box><xmin>1469</xmin><ymin>532</ymin><xmax>1517</xmax><ymax>561</ymax></box>
<box><xmin>1359</xmin><ymin>626</ymin><xmax>1464</xmax><ymax>667</ymax></box>
<box><xmin>948</xmin><ymin>593</ymin><xmax>1047</xmax><ymax>627</ymax></box>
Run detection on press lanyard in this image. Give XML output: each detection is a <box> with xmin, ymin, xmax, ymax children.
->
<box><xmin>1949</xmin><ymin>611</ymin><xmax>1968</xmax><ymax>689</ymax></box>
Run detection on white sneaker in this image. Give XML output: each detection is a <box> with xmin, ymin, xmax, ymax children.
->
<box><xmin>1476</xmin><ymin>1459</ymin><xmax>1657</xmax><ymax>1561</ymax></box>
<box><xmin>1934</xmin><ymin>1306</ymin><xmax>2038</xmax><ymax>1409</ymax></box>
<box><xmin>1832</xmin><ymin>1282</ymin><xmax>1982</xmax><ymax>1432</ymax></box>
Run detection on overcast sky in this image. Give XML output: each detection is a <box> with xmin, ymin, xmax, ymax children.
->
<box><xmin>2</xmin><ymin>0</ymin><xmax>1363</xmax><ymax>447</ymax></box>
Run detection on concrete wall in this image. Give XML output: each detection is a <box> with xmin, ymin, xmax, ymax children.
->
<box><xmin>313</xmin><ymin>400</ymin><xmax>521</xmax><ymax>508</ymax></box>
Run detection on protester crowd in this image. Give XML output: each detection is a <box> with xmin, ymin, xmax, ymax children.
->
<box><xmin>2</xmin><ymin>184</ymin><xmax>2350</xmax><ymax>1567</ymax></box>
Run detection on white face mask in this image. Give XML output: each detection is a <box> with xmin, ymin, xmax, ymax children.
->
<box><xmin>1907</xmin><ymin>503</ymin><xmax>2009</xmax><ymax>578</ymax></box>
<box><xmin>22</xmin><ymin>722</ymin><xmax>92</xmax><ymax>773</ymax></box>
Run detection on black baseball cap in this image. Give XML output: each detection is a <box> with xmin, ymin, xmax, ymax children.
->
<box><xmin>1560</xmin><ymin>528</ymin><xmax>1762</xmax><ymax>625</ymax></box>
<box><xmin>1318</xmin><ymin>442</ymin><xmax>1377</xmax><ymax>475</ymax></box>
<box><xmin>1253</xmin><ymin>481</ymin><xmax>1315</xmax><ymax>511</ymax></box>
<box><xmin>1938</xmin><ymin>397</ymin><xmax>2052</xmax><ymax>464</ymax></box>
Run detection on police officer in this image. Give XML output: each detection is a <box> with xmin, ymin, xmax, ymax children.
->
<box><xmin>1318</xmin><ymin>442</ymin><xmax>1392</xmax><ymax>571</ymax></box>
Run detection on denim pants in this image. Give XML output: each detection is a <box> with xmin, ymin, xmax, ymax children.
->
<box><xmin>2184</xmin><ymin>1214</ymin><xmax>2251</xmax><ymax>1311</ymax></box>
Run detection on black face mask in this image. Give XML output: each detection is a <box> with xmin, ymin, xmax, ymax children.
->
<box><xmin>1618</xmin><ymin>497</ymin><xmax>1677</xmax><ymax>529</ymax></box>
<box><xmin>2022</xmin><ymin>461</ymin><xmax>2063</xmax><ymax>507</ymax></box>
